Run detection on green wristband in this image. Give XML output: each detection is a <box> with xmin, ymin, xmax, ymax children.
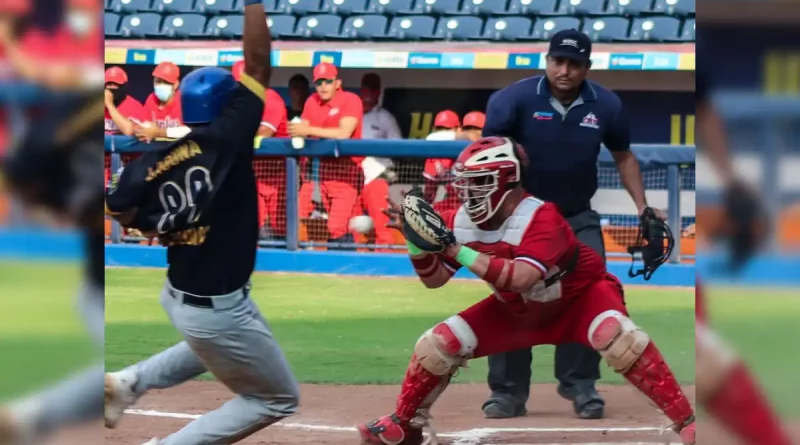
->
<box><xmin>406</xmin><ymin>240</ymin><xmax>423</xmax><ymax>256</ymax></box>
<box><xmin>454</xmin><ymin>245</ymin><xmax>480</xmax><ymax>268</ymax></box>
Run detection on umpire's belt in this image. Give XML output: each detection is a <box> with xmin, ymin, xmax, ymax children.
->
<box><xmin>168</xmin><ymin>282</ymin><xmax>251</xmax><ymax>309</ymax></box>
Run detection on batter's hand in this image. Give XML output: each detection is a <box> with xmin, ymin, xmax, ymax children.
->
<box><xmin>382</xmin><ymin>196</ymin><xmax>404</xmax><ymax>232</ymax></box>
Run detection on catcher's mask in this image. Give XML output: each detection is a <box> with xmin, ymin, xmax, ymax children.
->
<box><xmin>627</xmin><ymin>208</ymin><xmax>675</xmax><ymax>281</ymax></box>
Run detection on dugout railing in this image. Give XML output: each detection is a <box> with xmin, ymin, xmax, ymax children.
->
<box><xmin>104</xmin><ymin>137</ymin><xmax>696</xmax><ymax>263</ymax></box>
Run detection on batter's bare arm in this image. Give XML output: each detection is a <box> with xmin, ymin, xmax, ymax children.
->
<box><xmin>442</xmin><ymin>244</ymin><xmax>543</xmax><ymax>293</ymax></box>
<box><xmin>242</xmin><ymin>0</ymin><xmax>273</xmax><ymax>88</ymax></box>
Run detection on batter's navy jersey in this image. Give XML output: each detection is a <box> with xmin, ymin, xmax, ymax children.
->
<box><xmin>106</xmin><ymin>73</ymin><xmax>266</xmax><ymax>296</ymax></box>
<box><xmin>483</xmin><ymin>76</ymin><xmax>630</xmax><ymax>216</ymax></box>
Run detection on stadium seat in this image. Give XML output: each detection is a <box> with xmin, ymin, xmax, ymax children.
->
<box><xmin>152</xmin><ymin>0</ymin><xmax>195</xmax><ymax>13</ymax></box>
<box><xmin>583</xmin><ymin>17</ymin><xmax>629</xmax><ymax>41</ymax></box>
<box><xmin>108</xmin><ymin>0</ymin><xmax>152</xmax><ymax>14</ymax></box>
<box><xmin>680</xmin><ymin>17</ymin><xmax>694</xmax><ymax>41</ymax></box>
<box><xmin>161</xmin><ymin>13</ymin><xmax>208</xmax><ymax>37</ymax></box>
<box><xmin>380</xmin><ymin>15</ymin><xmax>436</xmax><ymax>39</ymax></box>
<box><xmin>363</xmin><ymin>0</ymin><xmax>415</xmax><ymax>15</ymax></box>
<box><xmin>480</xmin><ymin>16</ymin><xmax>532</xmax><ymax>41</ymax></box>
<box><xmin>337</xmin><ymin>14</ymin><xmax>388</xmax><ymax>39</ymax></box>
<box><xmin>628</xmin><ymin>16</ymin><xmax>680</xmax><ymax>41</ymax></box>
<box><xmin>321</xmin><ymin>0</ymin><xmax>369</xmax><ymax>15</ymax></box>
<box><xmin>267</xmin><ymin>14</ymin><xmax>297</xmax><ymax>37</ymax></box>
<box><xmin>605</xmin><ymin>0</ymin><xmax>653</xmax><ymax>15</ymax></box>
<box><xmin>430</xmin><ymin>16</ymin><xmax>483</xmax><ymax>40</ymax></box>
<box><xmin>529</xmin><ymin>16</ymin><xmax>581</xmax><ymax>40</ymax></box>
<box><xmin>206</xmin><ymin>14</ymin><xmax>244</xmax><ymax>37</ymax></box>
<box><xmin>276</xmin><ymin>0</ymin><xmax>324</xmax><ymax>15</ymax></box>
<box><xmin>506</xmin><ymin>0</ymin><xmax>565</xmax><ymax>16</ymax></box>
<box><xmin>654</xmin><ymin>0</ymin><xmax>694</xmax><ymax>16</ymax></box>
<box><xmin>197</xmin><ymin>0</ymin><xmax>239</xmax><ymax>14</ymax></box>
<box><xmin>460</xmin><ymin>0</ymin><xmax>509</xmax><ymax>16</ymax></box>
<box><xmin>105</xmin><ymin>12</ymin><xmax>122</xmax><ymax>35</ymax></box>
<box><xmin>263</xmin><ymin>0</ymin><xmax>280</xmax><ymax>12</ymax></box>
<box><xmin>286</xmin><ymin>14</ymin><xmax>342</xmax><ymax>38</ymax></box>
<box><xmin>565</xmin><ymin>0</ymin><xmax>607</xmax><ymax>16</ymax></box>
<box><xmin>408</xmin><ymin>0</ymin><xmax>461</xmax><ymax>15</ymax></box>
<box><xmin>119</xmin><ymin>13</ymin><xmax>163</xmax><ymax>37</ymax></box>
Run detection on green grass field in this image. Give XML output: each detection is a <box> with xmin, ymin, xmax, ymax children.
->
<box><xmin>105</xmin><ymin>268</ymin><xmax>696</xmax><ymax>386</ymax></box>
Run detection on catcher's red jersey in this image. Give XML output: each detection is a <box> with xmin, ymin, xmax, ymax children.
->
<box><xmin>441</xmin><ymin>196</ymin><xmax>607</xmax><ymax>326</ymax></box>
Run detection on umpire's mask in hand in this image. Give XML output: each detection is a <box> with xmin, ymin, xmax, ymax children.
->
<box><xmin>627</xmin><ymin>207</ymin><xmax>675</xmax><ymax>281</ymax></box>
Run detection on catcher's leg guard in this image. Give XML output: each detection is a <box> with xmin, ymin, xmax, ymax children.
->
<box><xmin>697</xmin><ymin>322</ymin><xmax>792</xmax><ymax>445</ymax></box>
<box><xmin>396</xmin><ymin>315</ymin><xmax>476</xmax><ymax>420</ymax></box>
<box><xmin>358</xmin><ymin>316</ymin><xmax>476</xmax><ymax>445</ymax></box>
<box><xmin>588</xmin><ymin>310</ymin><xmax>694</xmax><ymax>435</ymax></box>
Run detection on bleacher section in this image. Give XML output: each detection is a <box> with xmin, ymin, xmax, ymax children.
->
<box><xmin>105</xmin><ymin>0</ymin><xmax>695</xmax><ymax>41</ymax></box>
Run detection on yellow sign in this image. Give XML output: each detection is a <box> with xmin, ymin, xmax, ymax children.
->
<box><xmin>105</xmin><ymin>47</ymin><xmax>128</xmax><ymax>64</ymax></box>
<box><xmin>677</xmin><ymin>53</ymin><xmax>694</xmax><ymax>70</ymax></box>
<box><xmin>473</xmin><ymin>53</ymin><xmax>509</xmax><ymax>69</ymax></box>
<box><xmin>278</xmin><ymin>51</ymin><xmax>314</xmax><ymax>67</ymax></box>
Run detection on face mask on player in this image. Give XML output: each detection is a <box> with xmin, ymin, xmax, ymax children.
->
<box><xmin>67</xmin><ymin>11</ymin><xmax>93</xmax><ymax>35</ymax></box>
<box><xmin>154</xmin><ymin>84</ymin><xmax>175</xmax><ymax>103</ymax></box>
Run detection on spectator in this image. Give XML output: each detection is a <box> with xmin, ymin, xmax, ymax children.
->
<box><xmin>290</xmin><ymin>62</ymin><xmax>363</xmax><ymax>248</ymax></box>
<box><xmin>287</xmin><ymin>73</ymin><xmax>310</xmax><ymax>120</ymax></box>
<box><xmin>460</xmin><ymin>111</ymin><xmax>485</xmax><ymax>142</ymax></box>
<box><xmin>104</xmin><ymin>66</ymin><xmax>146</xmax><ymax>136</ymax></box>
<box><xmin>358</xmin><ymin>72</ymin><xmax>401</xmax><ymax>250</ymax></box>
<box><xmin>480</xmin><ymin>29</ymin><xmax>655</xmax><ymax>421</ymax></box>
<box><xmin>135</xmin><ymin>61</ymin><xmax>190</xmax><ymax>142</ymax></box>
<box><xmin>232</xmin><ymin>60</ymin><xmax>290</xmax><ymax>239</ymax></box>
<box><xmin>423</xmin><ymin>110</ymin><xmax>466</xmax><ymax>211</ymax></box>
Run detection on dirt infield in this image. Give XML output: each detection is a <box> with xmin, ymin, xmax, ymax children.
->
<box><xmin>105</xmin><ymin>381</ymin><xmax>696</xmax><ymax>445</ymax></box>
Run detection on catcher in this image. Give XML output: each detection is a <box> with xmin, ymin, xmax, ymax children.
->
<box><xmin>357</xmin><ymin>136</ymin><xmax>696</xmax><ymax>445</ymax></box>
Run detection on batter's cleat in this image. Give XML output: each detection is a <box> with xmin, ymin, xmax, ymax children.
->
<box><xmin>677</xmin><ymin>419</ymin><xmax>695</xmax><ymax>445</ymax></box>
<box><xmin>140</xmin><ymin>438</ymin><xmax>159</xmax><ymax>445</ymax></box>
<box><xmin>357</xmin><ymin>414</ymin><xmax>424</xmax><ymax>445</ymax></box>
<box><xmin>557</xmin><ymin>384</ymin><xmax>605</xmax><ymax>420</ymax></box>
<box><xmin>105</xmin><ymin>370</ymin><xmax>138</xmax><ymax>429</ymax></box>
<box><xmin>481</xmin><ymin>399</ymin><xmax>527</xmax><ymax>419</ymax></box>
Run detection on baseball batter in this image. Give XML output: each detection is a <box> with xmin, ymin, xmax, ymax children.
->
<box><xmin>0</xmin><ymin>92</ymin><xmax>105</xmax><ymax>445</ymax></box>
<box><xmin>103</xmin><ymin>2</ymin><xmax>300</xmax><ymax>444</ymax></box>
<box><xmin>357</xmin><ymin>137</ymin><xmax>696</xmax><ymax>445</ymax></box>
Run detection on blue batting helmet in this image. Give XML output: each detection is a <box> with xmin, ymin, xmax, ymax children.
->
<box><xmin>180</xmin><ymin>67</ymin><xmax>237</xmax><ymax>125</ymax></box>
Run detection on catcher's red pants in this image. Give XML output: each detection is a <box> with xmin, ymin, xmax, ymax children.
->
<box><xmin>355</xmin><ymin>178</ymin><xmax>393</xmax><ymax>250</ymax></box>
<box><xmin>298</xmin><ymin>180</ymin><xmax>359</xmax><ymax>239</ymax></box>
<box><xmin>462</xmin><ymin>275</ymin><xmax>627</xmax><ymax>358</ymax></box>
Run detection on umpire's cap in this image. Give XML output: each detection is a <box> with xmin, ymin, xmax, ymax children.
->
<box><xmin>180</xmin><ymin>67</ymin><xmax>237</xmax><ymax>125</ymax></box>
<box><xmin>548</xmin><ymin>29</ymin><xmax>592</xmax><ymax>63</ymax></box>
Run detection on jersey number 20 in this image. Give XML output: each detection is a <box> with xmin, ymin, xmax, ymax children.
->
<box><xmin>157</xmin><ymin>166</ymin><xmax>214</xmax><ymax>233</ymax></box>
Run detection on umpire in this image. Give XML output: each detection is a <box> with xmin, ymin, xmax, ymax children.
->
<box><xmin>481</xmin><ymin>29</ymin><xmax>657</xmax><ymax>420</ymax></box>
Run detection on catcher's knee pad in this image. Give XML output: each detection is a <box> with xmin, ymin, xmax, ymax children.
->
<box><xmin>415</xmin><ymin>315</ymin><xmax>477</xmax><ymax>376</ymax></box>
<box><xmin>695</xmin><ymin>321</ymin><xmax>739</xmax><ymax>403</ymax></box>
<box><xmin>588</xmin><ymin>310</ymin><xmax>650</xmax><ymax>373</ymax></box>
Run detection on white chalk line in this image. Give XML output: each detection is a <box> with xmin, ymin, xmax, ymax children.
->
<box><xmin>126</xmin><ymin>408</ymin><xmax>672</xmax><ymax>442</ymax></box>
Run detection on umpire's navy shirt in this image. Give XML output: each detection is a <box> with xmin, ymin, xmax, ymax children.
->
<box><xmin>483</xmin><ymin>75</ymin><xmax>630</xmax><ymax>216</ymax></box>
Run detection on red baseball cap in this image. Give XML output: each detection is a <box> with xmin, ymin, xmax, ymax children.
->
<box><xmin>153</xmin><ymin>61</ymin><xmax>180</xmax><ymax>84</ymax></box>
<box><xmin>433</xmin><ymin>110</ymin><xmax>460</xmax><ymax>129</ymax></box>
<box><xmin>105</xmin><ymin>66</ymin><xmax>128</xmax><ymax>85</ymax></box>
<box><xmin>231</xmin><ymin>60</ymin><xmax>245</xmax><ymax>82</ymax></box>
<box><xmin>462</xmin><ymin>111</ymin><xmax>486</xmax><ymax>129</ymax></box>
<box><xmin>313</xmin><ymin>62</ymin><xmax>338</xmax><ymax>81</ymax></box>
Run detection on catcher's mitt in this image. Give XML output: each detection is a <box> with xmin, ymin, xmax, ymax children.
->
<box><xmin>400</xmin><ymin>190</ymin><xmax>455</xmax><ymax>252</ymax></box>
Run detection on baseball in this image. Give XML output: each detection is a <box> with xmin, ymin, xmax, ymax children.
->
<box><xmin>349</xmin><ymin>215</ymin><xmax>374</xmax><ymax>234</ymax></box>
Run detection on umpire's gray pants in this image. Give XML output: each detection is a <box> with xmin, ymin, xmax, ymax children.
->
<box><xmin>128</xmin><ymin>280</ymin><xmax>299</xmax><ymax>445</ymax></box>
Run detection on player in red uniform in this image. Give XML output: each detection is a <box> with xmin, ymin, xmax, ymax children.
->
<box><xmin>232</xmin><ymin>60</ymin><xmax>290</xmax><ymax>237</ymax></box>
<box><xmin>357</xmin><ymin>137</ymin><xmax>696</xmax><ymax>445</ymax></box>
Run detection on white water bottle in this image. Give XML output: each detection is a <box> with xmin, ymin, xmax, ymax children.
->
<box><xmin>290</xmin><ymin>116</ymin><xmax>305</xmax><ymax>149</ymax></box>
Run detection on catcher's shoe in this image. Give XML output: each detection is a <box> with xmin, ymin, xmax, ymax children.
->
<box><xmin>105</xmin><ymin>370</ymin><xmax>138</xmax><ymax>429</ymax></box>
<box><xmin>678</xmin><ymin>419</ymin><xmax>695</xmax><ymax>445</ymax></box>
<box><xmin>357</xmin><ymin>414</ymin><xmax>424</xmax><ymax>445</ymax></box>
